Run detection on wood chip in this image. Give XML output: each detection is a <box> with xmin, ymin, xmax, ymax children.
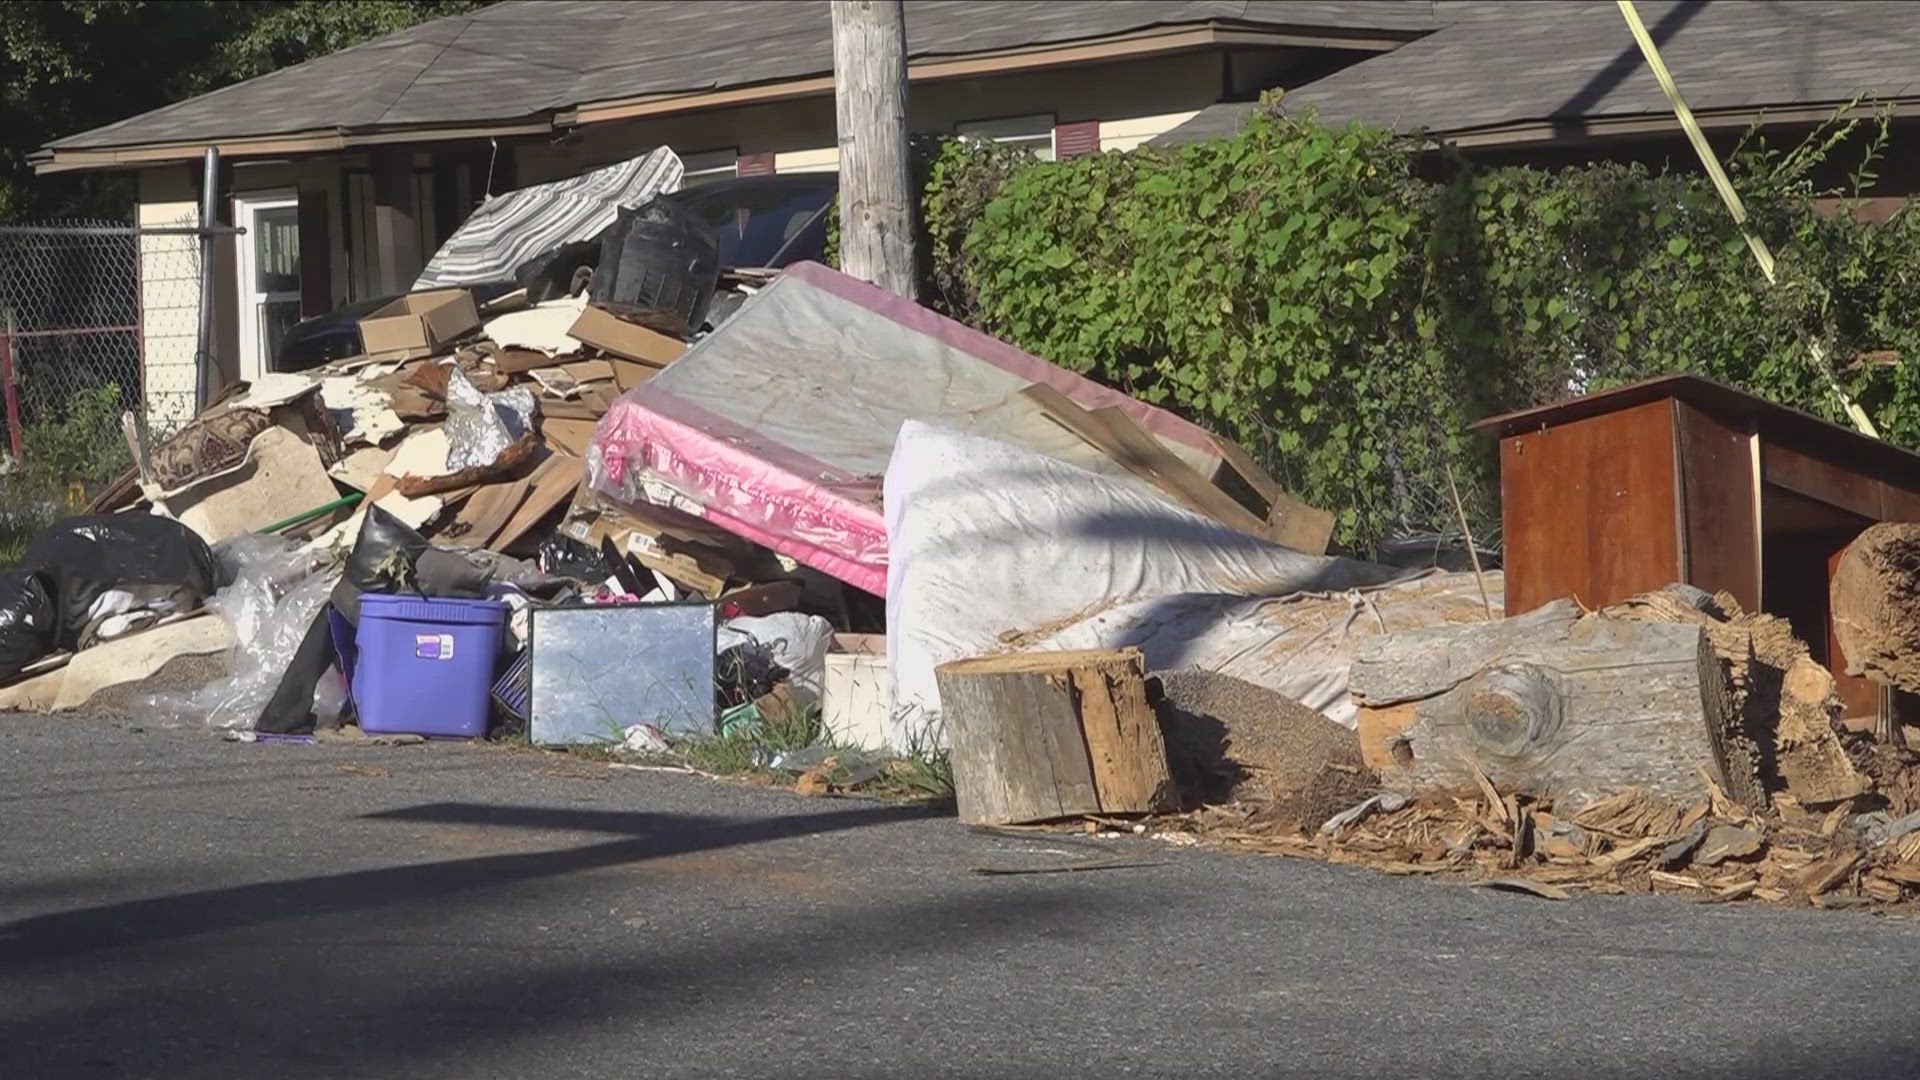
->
<box><xmin>1474</xmin><ymin>878</ymin><xmax>1571</xmax><ymax>901</ymax></box>
<box><xmin>1796</xmin><ymin>850</ymin><xmax>1862</xmax><ymax>898</ymax></box>
<box><xmin>1649</xmin><ymin>870</ymin><xmax>1705</xmax><ymax>890</ymax></box>
<box><xmin>1469</xmin><ymin>762</ymin><xmax>1507</xmax><ymax>824</ymax></box>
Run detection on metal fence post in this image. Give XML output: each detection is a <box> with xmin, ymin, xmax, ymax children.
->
<box><xmin>0</xmin><ymin>308</ymin><xmax>20</xmax><ymax>460</ymax></box>
<box><xmin>195</xmin><ymin>145</ymin><xmax>220</xmax><ymax>413</ymax></box>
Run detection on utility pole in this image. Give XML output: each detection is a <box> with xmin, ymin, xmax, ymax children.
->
<box><xmin>831</xmin><ymin>0</ymin><xmax>917</xmax><ymax>299</ymax></box>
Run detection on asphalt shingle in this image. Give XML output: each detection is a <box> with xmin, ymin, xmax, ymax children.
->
<box><xmin>47</xmin><ymin>0</ymin><xmax>1439</xmax><ymax>151</ymax></box>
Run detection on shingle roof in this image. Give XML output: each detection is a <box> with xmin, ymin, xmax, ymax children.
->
<box><xmin>1153</xmin><ymin>0</ymin><xmax>1920</xmax><ymax>147</ymax></box>
<box><xmin>48</xmin><ymin>0</ymin><xmax>1442</xmax><ymax>152</ymax></box>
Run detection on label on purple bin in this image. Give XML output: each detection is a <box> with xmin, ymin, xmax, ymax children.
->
<box><xmin>415</xmin><ymin>633</ymin><xmax>456</xmax><ymax>661</ymax></box>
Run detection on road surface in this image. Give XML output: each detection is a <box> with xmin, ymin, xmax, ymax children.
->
<box><xmin>3</xmin><ymin>714</ymin><xmax>1917</xmax><ymax>1079</ymax></box>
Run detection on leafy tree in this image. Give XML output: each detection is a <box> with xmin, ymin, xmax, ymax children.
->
<box><xmin>0</xmin><ymin>1</ymin><xmax>482</xmax><ymax>223</ymax></box>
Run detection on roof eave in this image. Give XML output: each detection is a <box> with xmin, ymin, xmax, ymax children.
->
<box><xmin>1435</xmin><ymin>98</ymin><xmax>1919</xmax><ymax>150</ymax></box>
<box><xmin>39</xmin><ymin>19</ymin><xmax>1425</xmax><ymax>173</ymax></box>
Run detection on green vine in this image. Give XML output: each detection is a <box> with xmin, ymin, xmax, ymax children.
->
<box><xmin>912</xmin><ymin>102</ymin><xmax>1919</xmax><ymax>553</ymax></box>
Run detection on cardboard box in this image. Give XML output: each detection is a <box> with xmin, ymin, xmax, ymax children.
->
<box><xmin>567</xmin><ymin>304</ymin><xmax>686</xmax><ymax>367</ymax></box>
<box><xmin>358</xmin><ymin>289</ymin><xmax>480</xmax><ymax>360</ymax></box>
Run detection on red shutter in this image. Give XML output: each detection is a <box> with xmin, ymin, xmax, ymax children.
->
<box><xmin>1053</xmin><ymin>120</ymin><xmax>1100</xmax><ymax>159</ymax></box>
<box><xmin>297</xmin><ymin>188</ymin><xmax>333</xmax><ymax>318</ymax></box>
<box><xmin>736</xmin><ymin>152</ymin><xmax>775</xmax><ymax>177</ymax></box>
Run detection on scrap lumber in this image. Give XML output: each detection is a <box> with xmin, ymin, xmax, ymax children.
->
<box><xmin>936</xmin><ymin>647</ymin><xmax>1174</xmax><ymax>825</ymax></box>
<box><xmin>492</xmin><ymin>347</ymin><xmax>562</xmax><ymax>375</ymax></box>
<box><xmin>561</xmin><ymin>359</ymin><xmax>615</xmax><ymax>384</ymax></box>
<box><xmin>1606</xmin><ymin>586</ymin><xmax>1867</xmax><ymax>805</ymax></box>
<box><xmin>540</xmin><ymin>418</ymin><xmax>600</xmax><ymax>458</ymax></box>
<box><xmin>444</xmin><ymin>475</ymin><xmax>532</xmax><ymax>550</ymax></box>
<box><xmin>490</xmin><ymin>453</ymin><xmax>586</xmax><ymax>551</ymax></box>
<box><xmin>1021</xmin><ymin>384</ymin><xmax>1265</xmax><ymax>537</ymax></box>
<box><xmin>608</xmin><ymin>359</ymin><xmax>659</xmax><ymax>393</ymax></box>
<box><xmin>1351</xmin><ymin>599</ymin><xmax>1751</xmax><ymax>812</ymax></box>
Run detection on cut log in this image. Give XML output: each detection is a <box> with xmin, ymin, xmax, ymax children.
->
<box><xmin>1607</xmin><ymin>586</ymin><xmax>1867</xmax><ymax>804</ymax></box>
<box><xmin>1350</xmin><ymin>600</ymin><xmax>1751</xmax><ymax>812</ymax></box>
<box><xmin>1833</xmin><ymin>523</ymin><xmax>1920</xmax><ymax>745</ymax></box>
<box><xmin>936</xmin><ymin>648</ymin><xmax>1174</xmax><ymax>825</ymax></box>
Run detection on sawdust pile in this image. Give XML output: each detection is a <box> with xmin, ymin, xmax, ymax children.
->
<box><xmin>1150</xmin><ymin>670</ymin><xmax>1372</xmax><ymax>826</ymax></box>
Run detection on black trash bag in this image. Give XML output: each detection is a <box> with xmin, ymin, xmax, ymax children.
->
<box><xmin>590</xmin><ymin>199</ymin><xmax>720</xmax><ymax>333</ymax></box>
<box><xmin>331</xmin><ymin>504</ymin><xmax>431</xmax><ymax>626</ymax></box>
<box><xmin>18</xmin><ymin>514</ymin><xmax>218</xmax><ymax>650</ymax></box>
<box><xmin>714</xmin><ymin>643</ymin><xmax>788</xmax><ymax>710</ymax></box>
<box><xmin>0</xmin><ymin>570</ymin><xmax>57</xmax><ymax>685</ymax></box>
<box><xmin>538</xmin><ymin>535</ymin><xmax>614</xmax><ymax>583</ymax></box>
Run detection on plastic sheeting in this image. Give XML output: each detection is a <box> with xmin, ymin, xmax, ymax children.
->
<box><xmin>413</xmin><ymin>148</ymin><xmax>683</xmax><ymax>291</ymax></box>
<box><xmin>883</xmin><ymin>422</ymin><xmax>1409</xmax><ymax>748</ymax></box>
<box><xmin>588</xmin><ymin>261</ymin><xmax>1238</xmax><ymax>596</ymax></box>
<box><xmin>143</xmin><ymin>537</ymin><xmax>340</xmax><ymax>730</ymax></box>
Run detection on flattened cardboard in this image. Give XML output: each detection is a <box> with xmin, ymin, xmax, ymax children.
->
<box><xmin>358</xmin><ymin>289</ymin><xmax>480</xmax><ymax>361</ymax></box>
<box><xmin>568</xmin><ymin>304</ymin><xmax>686</xmax><ymax>366</ymax></box>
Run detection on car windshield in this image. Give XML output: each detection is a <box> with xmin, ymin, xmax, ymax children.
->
<box><xmin>665</xmin><ymin>182</ymin><xmax>835</xmax><ymax>268</ymax></box>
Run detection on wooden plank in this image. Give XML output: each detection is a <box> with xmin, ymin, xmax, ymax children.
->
<box><xmin>489</xmin><ymin>453</ymin><xmax>586</xmax><ymax>550</ymax></box>
<box><xmin>1088</xmin><ymin>407</ymin><xmax>1269</xmax><ymax>535</ymax></box>
<box><xmin>1266</xmin><ymin>491</ymin><xmax>1334</xmax><ymax>556</ymax></box>
<box><xmin>492</xmin><ymin>347</ymin><xmax>560</xmax><ymax>375</ymax></box>
<box><xmin>1675</xmin><ymin>402</ymin><xmax>1761</xmax><ymax>612</ymax></box>
<box><xmin>1762</xmin><ymin>441</ymin><xmax>1920</xmax><ymax>523</ymax></box>
<box><xmin>609</xmin><ymin>359</ymin><xmax>660</xmax><ymax>393</ymax></box>
<box><xmin>561</xmin><ymin>359</ymin><xmax>615</xmax><ymax>384</ymax></box>
<box><xmin>541</xmin><ymin>418</ymin><xmax>599</xmax><ymax>458</ymax></box>
<box><xmin>1206</xmin><ymin>435</ymin><xmax>1280</xmax><ymax>506</ymax></box>
<box><xmin>1499</xmin><ymin>397</ymin><xmax>1681</xmax><ymax>616</ymax></box>
<box><xmin>1022</xmin><ymin>384</ymin><xmax>1266</xmax><ymax>535</ymax></box>
<box><xmin>537</xmin><ymin>398</ymin><xmax>606</xmax><ymax>422</ymax></box>
<box><xmin>445</xmin><ymin>476</ymin><xmax>533</xmax><ymax>549</ymax></box>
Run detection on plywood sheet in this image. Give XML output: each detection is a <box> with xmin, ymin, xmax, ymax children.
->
<box><xmin>1500</xmin><ymin>398</ymin><xmax>1681</xmax><ymax>616</ymax></box>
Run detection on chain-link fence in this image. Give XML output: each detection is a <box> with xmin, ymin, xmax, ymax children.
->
<box><xmin>0</xmin><ymin>221</ymin><xmax>215</xmax><ymax>461</ymax></box>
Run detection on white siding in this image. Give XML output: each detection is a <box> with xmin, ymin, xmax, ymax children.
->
<box><xmin>1098</xmin><ymin>110</ymin><xmax>1202</xmax><ymax>152</ymax></box>
<box><xmin>136</xmin><ymin>168</ymin><xmax>202</xmax><ymax>432</ymax></box>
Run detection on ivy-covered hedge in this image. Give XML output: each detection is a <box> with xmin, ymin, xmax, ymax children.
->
<box><xmin>910</xmin><ymin>106</ymin><xmax>1920</xmax><ymax>553</ymax></box>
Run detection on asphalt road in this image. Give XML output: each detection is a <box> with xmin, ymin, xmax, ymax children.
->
<box><xmin>3</xmin><ymin>714</ymin><xmax>1919</xmax><ymax>1080</ymax></box>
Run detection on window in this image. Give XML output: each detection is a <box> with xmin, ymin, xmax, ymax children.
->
<box><xmin>678</xmin><ymin>149</ymin><xmax>738</xmax><ymax>188</ymax></box>
<box><xmin>957</xmin><ymin>114</ymin><xmax>1057</xmax><ymax>161</ymax></box>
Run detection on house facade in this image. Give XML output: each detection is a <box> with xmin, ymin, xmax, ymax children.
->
<box><xmin>36</xmin><ymin>1</ymin><xmax>1920</xmax><ymax>428</ymax></box>
<box><xmin>36</xmin><ymin>0</ymin><xmax>1440</xmax><ymax>426</ymax></box>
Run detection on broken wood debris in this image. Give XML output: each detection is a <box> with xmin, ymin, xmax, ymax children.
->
<box><xmin>1152</xmin><ymin>766</ymin><xmax>1920</xmax><ymax>908</ymax></box>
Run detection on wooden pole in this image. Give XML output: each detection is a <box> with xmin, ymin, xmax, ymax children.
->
<box><xmin>831</xmin><ymin>0</ymin><xmax>917</xmax><ymax>299</ymax></box>
<box><xmin>0</xmin><ymin>309</ymin><xmax>20</xmax><ymax>460</ymax></box>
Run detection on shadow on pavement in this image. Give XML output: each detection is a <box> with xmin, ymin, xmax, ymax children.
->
<box><xmin>0</xmin><ymin>799</ymin><xmax>943</xmax><ymax>963</ymax></box>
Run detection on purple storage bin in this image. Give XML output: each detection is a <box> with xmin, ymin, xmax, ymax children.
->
<box><xmin>352</xmin><ymin>594</ymin><xmax>508</xmax><ymax>739</ymax></box>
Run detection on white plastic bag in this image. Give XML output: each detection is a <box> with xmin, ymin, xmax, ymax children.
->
<box><xmin>718</xmin><ymin>612</ymin><xmax>835</xmax><ymax>708</ymax></box>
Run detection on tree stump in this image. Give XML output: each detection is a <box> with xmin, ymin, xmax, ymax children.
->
<box><xmin>936</xmin><ymin>648</ymin><xmax>1173</xmax><ymax>825</ymax></box>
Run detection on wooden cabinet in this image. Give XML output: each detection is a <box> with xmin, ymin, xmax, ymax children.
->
<box><xmin>1476</xmin><ymin>375</ymin><xmax>1920</xmax><ymax>722</ymax></box>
